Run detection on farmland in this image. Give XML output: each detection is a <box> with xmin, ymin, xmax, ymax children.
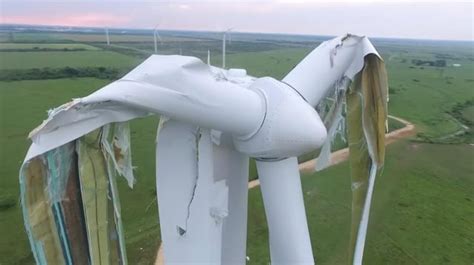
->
<box><xmin>0</xmin><ymin>29</ymin><xmax>472</xmax><ymax>264</ymax></box>
<box><xmin>247</xmin><ymin>141</ymin><xmax>474</xmax><ymax>264</ymax></box>
<box><xmin>0</xmin><ymin>51</ymin><xmax>141</xmax><ymax>70</ymax></box>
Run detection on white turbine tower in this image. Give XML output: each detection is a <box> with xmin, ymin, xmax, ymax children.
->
<box><xmin>105</xmin><ymin>28</ymin><xmax>110</xmax><ymax>45</ymax></box>
<box><xmin>19</xmin><ymin>34</ymin><xmax>388</xmax><ymax>265</ymax></box>
<box><xmin>153</xmin><ymin>24</ymin><xmax>163</xmax><ymax>54</ymax></box>
<box><xmin>222</xmin><ymin>28</ymin><xmax>232</xmax><ymax>68</ymax></box>
<box><xmin>207</xmin><ymin>49</ymin><xmax>211</xmax><ymax>65</ymax></box>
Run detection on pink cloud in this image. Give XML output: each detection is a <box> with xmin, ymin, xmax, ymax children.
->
<box><xmin>1</xmin><ymin>13</ymin><xmax>129</xmax><ymax>27</ymax></box>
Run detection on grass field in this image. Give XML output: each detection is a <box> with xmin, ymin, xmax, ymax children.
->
<box><xmin>247</xmin><ymin>141</ymin><xmax>474</xmax><ymax>264</ymax></box>
<box><xmin>0</xmin><ymin>50</ymin><xmax>141</xmax><ymax>70</ymax></box>
<box><xmin>0</xmin><ymin>32</ymin><xmax>57</xmax><ymax>43</ymax></box>
<box><xmin>1</xmin><ymin>32</ymin><xmax>211</xmax><ymax>43</ymax></box>
<box><xmin>52</xmin><ymin>33</ymin><xmax>206</xmax><ymax>43</ymax></box>
<box><xmin>463</xmin><ymin>105</ymin><xmax>474</xmax><ymax>123</ymax></box>
<box><xmin>384</xmin><ymin>47</ymin><xmax>473</xmax><ymax>139</ymax></box>
<box><xmin>225</xmin><ymin>48</ymin><xmax>312</xmax><ymax>79</ymax></box>
<box><xmin>0</xmin><ymin>30</ymin><xmax>472</xmax><ymax>264</ymax></box>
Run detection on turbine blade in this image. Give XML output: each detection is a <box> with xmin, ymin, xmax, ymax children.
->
<box><xmin>25</xmin><ymin>55</ymin><xmax>265</xmax><ymax>160</ymax></box>
<box><xmin>346</xmin><ymin>54</ymin><xmax>388</xmax><ymax>265</ymax></box>
<box><xmin>156</xmin><ymin>120</ymin><xmax>227</xmax><ymax>263</ymax></box>
<box><xmin>20</xmin><ymin>125</ymin><xmax>130</xmax><ymax>265</ymax></box>
<box><xmin>256</xmin><ymin>157</ymin><xmax>314</xmax><ymax>265</ymax></box>
<box><xmin>282</xmin><ymin>34</ymin><xmax>381</xmax><ymax>107</ymax></box>
<box><xmin>214</xmin><ymin>132</ymin><xmax>250</xmax><ymax>264</ymax></box>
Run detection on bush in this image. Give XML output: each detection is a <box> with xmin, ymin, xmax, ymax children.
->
<box><xmin>411</xmin><ymin>59</ymin><xmax>446</xmax><ymax>67</ymax></box>
<box><xmin>0</xmin><ymin>48</ymin><xmax>87</xmax><ymax>52</ymax></box>
<box><xmin>0</xmin><ymin>194</ymin><xmax>16</xmax><ymax>211</ymax></box>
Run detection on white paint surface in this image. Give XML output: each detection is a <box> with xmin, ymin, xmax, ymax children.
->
<box><xmin>257</xmin><ymin>157</ymin><xmax>314</xmax><ymax>265</ymax></box>
<box><xmin>20</xmin><ymin>34</ymin><xmax>386</xmax><ymax>265</ymax></box>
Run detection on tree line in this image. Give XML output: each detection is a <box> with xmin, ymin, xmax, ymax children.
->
<box><xmin>0</xmin><ymin>67</ymin><xmax>124</xmax><ymax>81</ymax></box>
<box><xmin>0</xmin><ymin>47</ymin><xmax>89</xmax><ymax>52</ymax></box>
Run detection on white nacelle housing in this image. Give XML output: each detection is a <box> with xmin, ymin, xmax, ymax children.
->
<box><xmin>227</xmin><ymin>68</ymin><xmax>247</xmax><ymax>78</ymax></box>
<box><xmin>233</xmin><ymin>77</ymin><xmax>327</xmax><ymax>159</ymax></box>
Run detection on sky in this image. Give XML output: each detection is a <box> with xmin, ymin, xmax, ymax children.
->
<box><xmin>0</xmin><ymin>0</ymin><xmax>473</xmax><ymax>41</ymax></box>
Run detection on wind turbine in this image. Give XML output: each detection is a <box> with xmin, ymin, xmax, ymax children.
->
<box><xmin>105</xmin><ymin>28</ymin><xmax>110</xmax><ymax>45</ymax></box>
<box><xmin>19</xmin><ymin>34</ymin><xmax>387</xmax><ymax>265</ymax></box>
<box><xmin>153</xmin><ymin>24</ymin><xmax>163</xmax><ymax>54</ymax></box>
<box><xmin>207</xmin><ymin>49</ymin><xmax>211</xmax><ymax>65</ymax></box>
<box><xmin>222</xmin><ymin>28</ymin><xmax>232</xmax><ymax>68</ymax></box>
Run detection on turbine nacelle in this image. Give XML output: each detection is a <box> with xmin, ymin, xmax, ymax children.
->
<box><xmin>234</xmin><ymin>77</ymin><xmax>327</xmax><ymax>159</ymax></box>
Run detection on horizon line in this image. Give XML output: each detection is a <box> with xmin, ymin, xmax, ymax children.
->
<box><xmin>1</xmin><ymin>23</ymin><xmax>473</xmax><ymax>43</ymax></box>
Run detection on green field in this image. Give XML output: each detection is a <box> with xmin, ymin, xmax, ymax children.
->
<box><xmin>0</xmin><ymin>32</ymin><xmax>209</xmax><ymax>43</ymax></box>
<box><xmin>50</xmin><ymin>33</ymin><xmax>203</xmax><ymax>43</ymax></box>
<box><xmin>247</xmin><ymin>141</ymin><xmax>474</xmax><ymax>264</ymax></box>
<box><xmin>384</xmin><ymin>48</ymin><xmax>473</xmax><ymax>139</ymax></box>
<box><xmin>226</xmin><ymin>48</ymin><xmax>312</xmax><ymax>79</ymax></box>
<box><xmin>462</xmin><ymin>105</ymin><xmax>474</xmax><ymax>123</ymax></box>
<box><xmin>0</xmin><ymin>31</ymin><xmax>472</xmax><ymax>264</ymax></box>
<box><xmin>0</xmin><ymin>32</ymin><xmax>58</xmax><ymax>42</ymax></box>
<box><xmin>0</xmin><ymin>50</ymin><xmax>141</xmax><ymax>70</ymax></box>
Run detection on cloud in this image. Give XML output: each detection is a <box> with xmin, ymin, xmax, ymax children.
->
<box><xmin>0</xmin><ymin>0</ymin><xmax>472</xmax><ymax>40</ymax></box>
<box><xmin>1</xmin><ymin>13</ymin><xmax>130</xmax><ymax>27</ymax></box>
<box><xmin>178</xmin><ymin>4</ymin><xmax>190</xmax><ymax>9</ymax></box>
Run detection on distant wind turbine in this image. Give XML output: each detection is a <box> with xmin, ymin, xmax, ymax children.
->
<box><xmin>153</xmin><ymin>24</ymin><xmax>163</xmax><ymax>54</ymax></box>
<box><xmin>222</xmin><ymin>28</ymin><xmax>233</xmax><ymax>68</ymax></box>
<box><xmin>105</xmin><ymin>28</ymin><xmax>110</xmax><ymax>45</ymax></box>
